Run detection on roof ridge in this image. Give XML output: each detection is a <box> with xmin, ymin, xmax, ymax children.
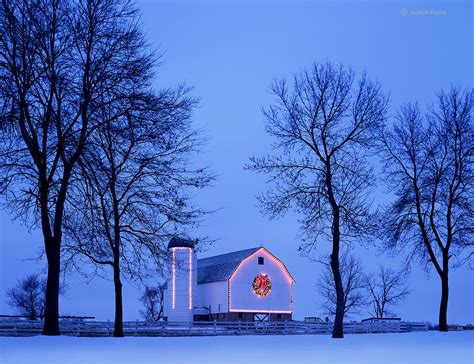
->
<box><xmin>196</xmin><ymin>247</ymin><xmax>262</xmax><ymax>284</ymax></box>
<box><xmin>197</xmin><ymin>247</ymin><xmax>260</xmax><ymax>263</ymax></box>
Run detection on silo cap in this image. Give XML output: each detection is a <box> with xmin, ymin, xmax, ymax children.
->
<box><xmin>168</xmin><ymin>237</ymin><xmax>195</xmax><ymax>249</ymax></box>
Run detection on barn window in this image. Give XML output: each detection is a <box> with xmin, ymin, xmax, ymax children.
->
<box><xmin>277</xmin><ymin>314</ymin><xmax>282</xmax><ymax>319</ymax></box>
<box><xmin>238</xmin><ymin>312</ymin><xmax>243</xmax><ymax>319</ymax></box>
<box><xmin>258</xmin><ymin>256</ymin><xmax>264</xmax><ymax>265</ymax></box>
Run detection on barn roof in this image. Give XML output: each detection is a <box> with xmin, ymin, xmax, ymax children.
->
<box><xmin>197</xmin><ymin>247</ymin><xmax>260</xmax><ymax>284</ymax></box>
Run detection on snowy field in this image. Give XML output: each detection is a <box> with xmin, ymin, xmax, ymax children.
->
<box><xmin>1</xmin><ymin>332</ymin><xmax>472</xmax><ymax>364</ymax></box>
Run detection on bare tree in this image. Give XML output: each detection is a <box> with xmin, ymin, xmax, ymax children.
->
<box><xmin>6</xmin><ymin>274</ymin><xmax>46</xmax><ymax>320</ymax></box>
<box><xmin>62</xmin><ymin>87</ymin><xmax>211</xmax><ymax>336</ymax></box>
<box><xmin>318</xmin><ymin>253</ymin><xmax>366</xmax><ymax>318</ymax></box>
<box><xmin>378</xmin><ymin>87</ymin><xmax>473</xmax><ymax>331</ymax></box>
<box><xmin>139</xmin><ymin>285</ymin><xmax>165</xmax><ymax>322</ymax></box>
<box><xmin>364</xmin><ymin>267</ymin><xmax>409</xmax><ymax>319</ymax></box>
<box><xmin>0</xmin><ymin>0</ymin><xmax>158</xmax><ymax>335</ymax></box>
<box><xmin>247</xmin><ymin>62</ymin><xmax>388</xmax><ymax>338</ymax></box>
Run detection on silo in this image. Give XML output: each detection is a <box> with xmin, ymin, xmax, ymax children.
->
<box><xmin>165</xmin><ymin>237</ymin><xmax>197</xmax><ymax>322</ymax></box>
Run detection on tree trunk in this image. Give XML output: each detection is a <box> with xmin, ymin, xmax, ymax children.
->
<box><xmin>42</xmin><ymin>240</ymin><xmax>60</xmax><ymax>335</ymax></box>
<box><xmin>330</xmin><ymin>247</ymin><xmax>344</xmax><ymax>338</ymax></box>
<box><xmin>325</xmin><ymin>165</ymin><xmax>344</xmax><ymax>339</ymax></box>
<box><xmin>113</xmin><ymin>264</ymin><xmax>124</xmax><ymax>337</ymax></box>
<box><xmin>438</xmin><ymin>271</ymin><xmax>449</xmax><ymax>332</ymax></box>
<box><xmin>330</xmin><ymin>210</ymin><xmax>344</xmax><ymax>338</ymax></box>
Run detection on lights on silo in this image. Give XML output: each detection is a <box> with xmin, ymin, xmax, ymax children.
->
<box><xmin>171</xmin><ymin>247</ymin><xmax>193</xmax><ymax>311</ymax></box>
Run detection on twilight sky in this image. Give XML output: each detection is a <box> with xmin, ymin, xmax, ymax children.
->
<box><xmin>0</xmin><ymin>0</ymin><xmax>473</xmax><ymax>323</ymax></box>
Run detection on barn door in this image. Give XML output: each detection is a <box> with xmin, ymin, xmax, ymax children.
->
<box><xmin>254</xmin><ymin>313</ymin><xmax>269</xmax><ymax>322</ymax></box>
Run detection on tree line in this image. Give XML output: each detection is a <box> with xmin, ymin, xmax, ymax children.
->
<box><xmin>6</xmin><ymin>273</ymin><xmax>164</xmax><ymax>323</ymax></box>
<box><xmin>318</xmin><ymin>253</ymin><xmax>410</xmax><ymax>320</ymax></box>
<box><xmin>1</xmin><ymin>0</ymin><xmax>472</xmax><ymax>340</ymax></box>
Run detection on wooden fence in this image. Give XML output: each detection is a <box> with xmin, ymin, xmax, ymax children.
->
<box><xmin>0</xmin><ymin>318</ymin><xmax>429</xmax><ymax>337</ymax></box>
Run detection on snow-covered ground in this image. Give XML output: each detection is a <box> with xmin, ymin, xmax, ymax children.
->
<box><xmin>1</xmin><ymin>332</ymin><xmax>472</xmax><ymax>364</ymax></box>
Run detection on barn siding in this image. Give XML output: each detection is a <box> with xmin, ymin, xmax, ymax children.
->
<box><xmin>196</xmin><ymin>281</ymin><xmax>229</xmax><ymax>314</ymax></box>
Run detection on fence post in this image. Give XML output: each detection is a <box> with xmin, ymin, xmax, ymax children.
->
<box><xmin>214</xmin><ymin>320</ymin><xmax>217</xmax><ymax>335</ymax></box>
<box><xmin>76</xmin><ymin>320</ymin><xmax>80</xmax><ymax>337</ymax></box>
<box><xmin>136</xmin><ymin>319</ymin><xmax>139</xmax><ymax>336</ymax></box>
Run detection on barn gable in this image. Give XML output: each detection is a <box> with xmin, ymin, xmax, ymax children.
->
<box><xmin>229</xmin><ymin>247</ymin><xmax>295</xmax><ymax>284</ymax></box>
<box><xmin>197</xmin><ymin>247</ymin><xmax>295</xmax><ymax>285</ymax></box>
<box><xmin>227</xmin><ymin>247</ymin><xmax>295</xmax><ymax>315</ymax></box>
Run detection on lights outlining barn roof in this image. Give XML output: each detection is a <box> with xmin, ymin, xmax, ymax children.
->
<box><xmin>197</xmin><ymin>247</ymin><xmax>295</xmax><ymax>284</ymax></box>
<box><xmin>228</xmin><ymin>247</ymin><xmax>295</xmax><ymax>284</ymax></box>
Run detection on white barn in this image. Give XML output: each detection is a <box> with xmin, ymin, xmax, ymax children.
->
<box><xmin>163</xmin><ymin>238</ymin><xmax>295</xmax><ymax>322</ymax></box>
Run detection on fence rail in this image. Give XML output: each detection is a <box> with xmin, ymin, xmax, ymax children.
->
<box><xmin>0</xmin><ymin>318</ymin><xmax>429</xmax><ymax>337</ymax></box>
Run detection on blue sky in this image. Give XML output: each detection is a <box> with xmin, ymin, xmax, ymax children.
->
<box><xmin>0</xmin><ymin>0</ymin><xmax>473</xmax><ymax>323</ymax></box>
